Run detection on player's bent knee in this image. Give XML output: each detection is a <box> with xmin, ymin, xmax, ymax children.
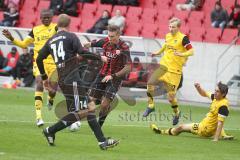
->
<box><xmin>176</xmin><ymin>125</ymin><xmax>184</xmax><ymax>132</ymax></box>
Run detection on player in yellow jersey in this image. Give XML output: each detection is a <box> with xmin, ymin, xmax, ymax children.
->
<box><xmin>150</xmin><ymin>82</ymin><xmax>234</xmax><ymax>141</ymax></box>
<box><xmin>2</xmin><ymin>9</ymin><xmax>58</xmax><ymax>126</ymax></box>
<box><xmin>143</xmin><ymin>17</ymin><xmax>194</xmax><ymax>126</ymax></box>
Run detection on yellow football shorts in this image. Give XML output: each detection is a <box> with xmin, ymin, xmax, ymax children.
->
<box><xmin>33</xmin><ymin>62</ymin><xmax>57</xmax><ymax>81</ymax></box>
<box><xmin>190</xmin><ymin>122</ymin><xmax>215</xmax><ymax>137</ymax></box>
<box><xmin>158</xmin><ymin>71</ymin><xmax>181</xmax><ymax>95</ymax></box>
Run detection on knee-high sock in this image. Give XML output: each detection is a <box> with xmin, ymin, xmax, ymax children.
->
<box><xmin>48</xmin><ymin>112</ymin><xmax>79</xmax><ymax>134</ymax></box>
<box><xmin>171</xmin><ymin>98</ymin><xmax>180</xmax><ymax>115</ymax></box>
<box><xmin>87</xmin><ymin>112</ymin><xmax>106</xmax><ymax>142</ymax></box>
<box><xmin>98</xmin><ymin>111</ymin><xmax>108</xmax><ymax>127</ymax></box>
<box><xmin>48</xmin><ymin>91</ymin><xmax>56</xmax><ymax>101</ymax></box>
<box><xmin>161</xmin><ymin>128</ymin><xmax>178</xmax><ymax>136</ymax></box>
<box><xmin>147</xmin><ymin>85</ymin><xmax>155</xmax><ymax>108</ymax></box>
<box><xmin>35</xmin><ymin>91</ymin><xmax>43</xmax><ymax>120</ymax></box>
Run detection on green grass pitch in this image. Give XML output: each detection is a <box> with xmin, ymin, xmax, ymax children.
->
<box><xmin>0</xmin><ymin>88</ymin><xmax>240</xmax><ymax>160</ymax></box>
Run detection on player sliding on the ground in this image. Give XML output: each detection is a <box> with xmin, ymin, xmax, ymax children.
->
<box><xmin>150</xmin><ymin>82</ymin><xmax>234</xmax><ymax>141</ymax></box>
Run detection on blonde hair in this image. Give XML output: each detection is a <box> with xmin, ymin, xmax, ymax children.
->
<box><xmin>169</xmin><ymin>17</ymin><xmax>181</xmax><ymax>27</ymax></box>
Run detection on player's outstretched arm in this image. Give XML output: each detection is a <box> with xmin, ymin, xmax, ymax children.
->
<box><xmin>194</xmin><ymin>83</ymin><xmax>208</xmax><ymax>97</ymax></box>
<box><xmin>2</xmin><ymin>29</ymin><xmax>14</xmax><ymax>41</ymax></box>
<box><xmin>83</xmin><ymin>42</ymin><xmax>91</xmax><ymax>48</ymax></box>
<box><xmin>213</xmin><ymin>120</ymin><xmax>224</xmax><ymax>141</ymax></box>
<box><xmin>174</xmin><ymin>48</ymin><xmax>194</xmax><ymax>57</ymax></box>
<box><xmin>151</xmin><ymin>44</ymin><xmax>166</xmax><ymax>56</ymax></box>
<box><xmin>2</xmin><ymin>29</ymin><xmax>33</xmax><ymax>48</ymax></box>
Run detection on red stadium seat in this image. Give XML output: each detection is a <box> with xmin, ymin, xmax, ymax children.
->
<box><xmin>22</xmin><ymin>0</ymin><xmax>38</xmax><ymax>12</ymax></box>
<box><xmin>173</xmin><ymin>10</ymin><xmax>190</xmax><ymax>25</ymax></box>
<box><xmin>141</xmin><ymin>8</ymin><xmax>157</xmax><ymax>24</ymax></box>
<box><xmin>112</xmin><ymin>5</ymin><xmax>128</xmax><ymax>17</ymax></box>
<box><xmin>221</xmin><ymin>0</ymin><xmax>235</xmax><ymax>12</ymax></box>
<box><xmin>202</xmin><ymin>0</ymin><xmax>215</xmax><ymax>13</ymax></box>
<box><xmin>156</xmin><ymin>10</ymin><xmax>173</xmax><ymax>25</ymax></box>
<box><xmin>189</xmin><ymin>27</ymin><xmax>206</xmax><ymax>42</ymax></box>
<box><xmin>204</xmin><ymin>28</ymin><xmax>222</xmax><ymax>43</ymax></box>
<box><xmin>0</xmin><ymin>12</ymin><xmax>3</xmax><ymax>21</ymax></box>
<box><xmin>140</xmin><ymin>0</ymin><xmax>155</xmax><ymax>8</ymax></box>
<box><xmin>126</xmin><ymin>6</ymin><xmax>142</xmax><ymax>23</ymax></box>
<box><xmin>203</xmin><ymin>14</ymin><xmax>212</xmax><ymax>28</ymax></box>
<box><xmin>19</xmin><ymin>11</ymin><xmax>37</xmax><ymax>28</ymax></box>
<box><xmin>220</xmin><ymin>28</ymin><xmax>238</xmax><ymax>44</ymax></box>
<box><xmin>81</xmin><ymin>3</ymin><xmax>97</xmax><ymax>19</ymax></box>
<box><xmin>188</xmin><ymin>11</ymin><xmax>205</xmax><ymax>27</ymax></box>
<box><xmin>69</xmin><ymin>17</ymin><xmax>81</xmax><ymax>32</ymax></box>
<box><xmin>79</xmin><ymin>19</ymin><xmax>96</xmax><ymax>33</ymax></box>
<box><xmin>155</xmin><ymin>0</ymin><xmax>172</xmax><ymax>10</ymax></box>
<box><xmin>141</xmin><ymin>23</ymin><xmax>158</xmax><ymax>38</ymax></box>
<box><xmin>157</xmin><ymin>25</ymin><xmax>169</xmax><ymax>39</ymax></box>
<box><xmin>124</xmin><ymin>22</ymin><xmax>142</xmax><ymax>37</ymax></box>
<box><xmin>37</xmin><ymin>0</ymin><xmax>50</xmax><ymax>12</ymax></box>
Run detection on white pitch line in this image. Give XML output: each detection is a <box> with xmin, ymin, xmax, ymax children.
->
<box><xmin>0</xmin><ymin>119</ymin><xmax>240</xmax><ymax>131</ymax></box>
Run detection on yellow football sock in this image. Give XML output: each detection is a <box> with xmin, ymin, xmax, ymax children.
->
<box><xmin>147</xmin><ymin>85</ymin><xmax>155</xmax><ymax>109</ymax></box>
<box><xmin>48</xmin><ymin>91</ymin><xmax>56</xmax><ymax>101</ymax></box>
<box><xmin>35</xmin><ymin>91</ymin><xmax>43</xmax><ymax>120</ymax></box>
<box><xmin>161</xmin><ymin>128</ymin><xmax>177</xmax><ymax>136</ymax></box>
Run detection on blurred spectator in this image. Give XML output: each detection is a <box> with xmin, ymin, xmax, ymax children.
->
<box><xmin>211</xmin><ymin>2</ymin><xmax>228</xmax><ymax>29</ymax></box>
<box><xmin>29</xmin><ymin>48</ymin><xmax>34</xmax><ymax>57</ymax></box>
<box><xmin>63</xmin><ymin>0</ymin><xmax>78</xmax><ymax>17</ymax></box>
<box><xmin>0</xmin><ymin>48</ymin><xmax>7</xmax><ymax>69</ymax></box>
<box><xmin>101</xmin><ymin>0</ymin><xmax>117</xmax><ymax>5</ymax></box>
<box><xmin>108</xmin><ymin>9</ymin><xmax>125</xmax><ymax>34</ymax></box>
<box><xmin>176</xmin><ymin>0</ymin><xmax>204</xmax><ymax>11</ymax></box>
<box><xmin>15</xmin><ymin>48</ymin><xmax>34</xmax><ymax>87</ymax></box>
<box><xmin>228</xmin><ymin>4</ymin><xmax>240</xmax><ymax>28</ymax></box>
<box><xmin>118</xmin><ymin>0</ymin><xmax>139</xmax><ymax>6</ymax></box>
<box><xmin>79</xmin><ymin>0</ymin><xmax>94</xmax><ymax>2</ymax></box>
<box><xmin>5</xmin><ymin>0</ymin><xmax>20</xmax><ymax>9</ymax></box>
<box><xmin>87</xmin><ymin>10</ymin><xmax>111</xmax><ymax>34</ymax></box>
<box><xmin>146</xmin><ymin>58</ymin><xmax>159</xmax><ymax>80</ymax></box>
<box><xmin>0</xmin><ymin>0</ymin><xmax>5</xmax><ymax>10</ymax></box>
<box><xmin>49</xmin><ymin>0</ymin><xmax>63</xmax><ymax>15</ymax></box>
<box><xmin>101</xmin><ymin>0</ymin><xmax>139</xmax><ymax>6</ymax></box>
<box><xmin>0</xmin><ymin>5</ymin><xmax>19</xmax><ymax>26</ymax></box>
<box><xmin>124</xmin><ymin>57</ymin><xmax>144</xmax><ymax>87</ymax></box>
<box><xmin>0</xmin><ymin>47</ymin><xmax>19</xmax><ymax>77</ymax></box>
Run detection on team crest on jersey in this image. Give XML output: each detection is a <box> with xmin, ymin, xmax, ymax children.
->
<box><xmin>48</xmin><ymin>29</ymin><xmax>52</xmax><ymax>32</ymax></box>
<box><xmin>174</xmin><ymin>40</ymin><xmax>177</xmax><ymax>43</ymax></box>
<box><xmin>106</xmin><ymin>51</ymin><xmax>120</xmax><ymax>58</ymax></box>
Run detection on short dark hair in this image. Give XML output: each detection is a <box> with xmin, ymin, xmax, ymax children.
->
<box><xmin>41</xmin><ymin>9</ymin><xmax>53</xmax><ymax>17</ymax></box>
<box><xmin>57</xmin><ymin>14</ymin><xmax>71</xmax><ymax>28</ymax></box>
<box><xmin>108</xmin><ymin>25</ymin><xmax>120</xmax><ymax>34</ymax></box>
<box><xmin>215</xmin><ymin>1</ymin><xmax>222</xmax><ymax>7</ymax></box>
<box><xmin>218</xmin><ymin>82</ymin><xmax>228</xmax><ymax>97</ymax></box>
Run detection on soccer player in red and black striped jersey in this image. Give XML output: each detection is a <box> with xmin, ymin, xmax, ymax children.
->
<box><xmin>84</xmin><ymin>25</ymin><xmax>132</xmax><ymax>128</ymax></box>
